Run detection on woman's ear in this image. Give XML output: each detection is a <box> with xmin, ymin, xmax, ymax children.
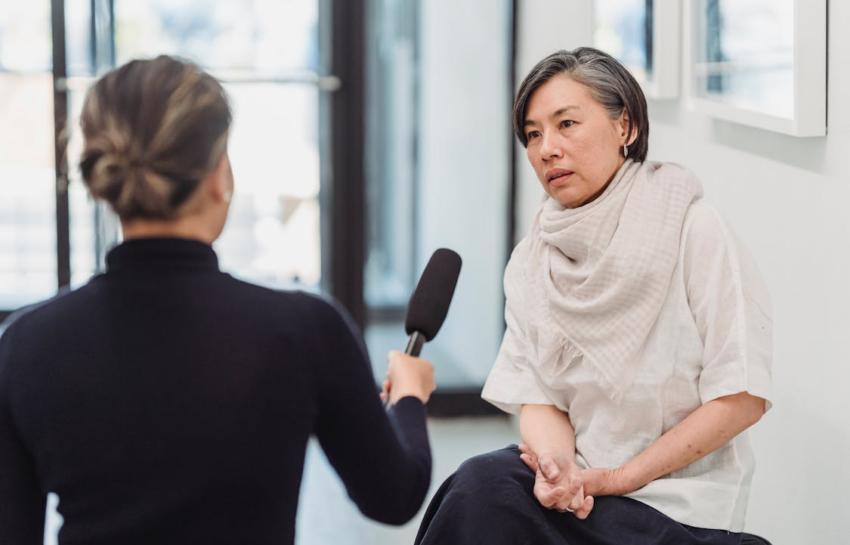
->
<box><xmin>618</xmin><ymin>108</ymin><xmax>637</xmax><ymax>147</ymax></box>
<box><xmin>203</xmin><ymin>153</ymin><xmax>233</xmax><ymax>205</ymax></box>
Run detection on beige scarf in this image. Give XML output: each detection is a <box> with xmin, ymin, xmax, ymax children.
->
<box><xmin>507</xmin><ymin>159</ymin><xmax>704</xmax><ymax>399</ymax></box>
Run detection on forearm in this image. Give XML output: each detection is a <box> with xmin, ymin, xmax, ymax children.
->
<box><xmin>620</xmin><ymin>392</ymin><xmax>765</xmax><ymax>492</ymax></box>
<box><xmin>520</xmin><ymin>404</ymin><xmax>576</xmax><ymax>461</ymax></box>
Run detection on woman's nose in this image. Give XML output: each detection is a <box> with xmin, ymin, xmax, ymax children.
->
<box><xmin>538</xmin><ymin>132</ymin><xmax>563</xmax><ymax>161</ymax></box>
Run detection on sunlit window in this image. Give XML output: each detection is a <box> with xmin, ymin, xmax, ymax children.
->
<box><xmin>0</xmin><ymin>4</ymin><xmax>57</xmax><ymax>310</ymax></box>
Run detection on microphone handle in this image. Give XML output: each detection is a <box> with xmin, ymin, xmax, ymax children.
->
<box><xmin>405</xmin><ymin>331</ymin><xmax>426</xmax><ymax>357</ymax></box>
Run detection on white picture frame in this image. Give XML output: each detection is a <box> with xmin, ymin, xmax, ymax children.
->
<box><xmin>684</xmin><ymin>0</ymin><xmax>827</xmax><ymax>137</ymax></box>
<box><xmin>593</xmin><ymin>0</ymin><xmax>681</xmax><ymax>100</ymax></box>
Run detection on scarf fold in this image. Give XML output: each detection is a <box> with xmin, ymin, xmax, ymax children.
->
<box><xmin>508</xmin><ymin>160</ymin><xmax>704</xmax><ymax>400</ymax></box>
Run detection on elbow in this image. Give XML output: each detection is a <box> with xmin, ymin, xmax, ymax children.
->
<box><xmin>356</xmin><ymin>463</ymin><xmax>431</xmax><ymax>526</ymax></box>
<box><xmin>747</xmin><ymin>403</ymin><xmax>765</xmax><ymax>428</ymax></box>
<box><xmin>740</xmin><ymin>393</ymin><xmax>766</xmax><ymax>429</ymax></box>
<box><xmin>365</xmin><ymin>503</ymin><xmax>423</xmax><ymax>526</ymax></box>
<box><xmin>360</xmin><ymin>486</ymin><xmax>428</xmax><ymax>526</ymax></box>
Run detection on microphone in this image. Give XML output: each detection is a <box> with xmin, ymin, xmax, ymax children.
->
<box><xmin>404</xmin><ymin>248</ymin><xmax>462</xmax><ymax>357</ymax></box>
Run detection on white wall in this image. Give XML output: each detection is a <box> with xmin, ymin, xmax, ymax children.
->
<box><xmin>516</xmin><ymin>1</ymin><xmax>850</xmax><ymax>543</ymax></box>
<box><xmin>515</xmin><ymin>0</ymin><xmax>593</xmax><ymax>230</ymax></box>
<box><xmin>417</xmin><ymin>0</ymin><xmax>512</xmax><ymax>384</ymax></box>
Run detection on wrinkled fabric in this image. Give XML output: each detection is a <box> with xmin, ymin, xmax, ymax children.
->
<box><xmin>482</xmin><ymin>170</ymin><xmax>773</xmax><ymax>531</ymax></box>
<box><xmin>510</xmin><ymin>160</ymin><xmax>704</xmax><ymax>399</ymax></box>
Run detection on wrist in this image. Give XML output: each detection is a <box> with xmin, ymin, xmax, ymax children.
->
<box><xmin>389</xmin><ymin>386</ymin><xmax>428</xmax><ymax>405</ymax></box>
<box><xmin>535</xmin><ymin>449</ymin><xmax>575</xmax><ymax>467</ymax></box>
<box><xmin>614</xmin><ymin>463</ymin><xmax>642</xmax><ymax>495</ymax></box>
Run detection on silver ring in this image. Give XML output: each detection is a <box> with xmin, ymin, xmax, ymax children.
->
<box><xmin>557</xmin><ymin>507</ymin><xmax>574</xmax><ymax>513</ymax></box>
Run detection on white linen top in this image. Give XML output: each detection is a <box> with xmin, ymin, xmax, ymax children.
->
<box><xmin>482</xmin><ymin>200</ymin><xmax>773</xmax><ymax>532</ymax></box>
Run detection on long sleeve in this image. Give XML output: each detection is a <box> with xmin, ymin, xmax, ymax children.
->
<box><xmin>305</xmin><ymin>296</ymin><xmax>431</xmax><ymax>525</ymax></box>
<box><xmin>0</xmin><ymin>324</ymin><xmax>47</xmax><ymax>544</ymax></box>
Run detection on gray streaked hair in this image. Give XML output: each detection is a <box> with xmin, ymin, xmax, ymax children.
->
<box><xmin>513</xmin><ymin>47</ymin><xmax>649</xmax><ymax>162</ymax></box>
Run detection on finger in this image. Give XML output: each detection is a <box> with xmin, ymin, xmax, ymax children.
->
<box><xmin>561</xmin><ymin>471</ymin><xmax>581</xmax><ymax>500</ymax></box>
<box><xmin>518</xmin><ymin>444</ymin><xmax>538</xmax><ymax>469</ymax></box>
<box><xmin>555</xmin><ymin>478</ymin><xmax>583</xmax><ymax>513</ymax></box>
<box><xmin>567</xmin><ymin>479</ymin><xmax>586</xmax><ymax>512</ymax></box>
<box><xmin>573</xmin><ymin>495</ymin><xmax>595</xmax><ymax>520</ymax></box>
<box><xmin>568</xmin><ymin>491</ymin><xmax>585</xmax><ymax>512</ymax></box>
<box><xmin>539</xmin><ymin>458</ymin><xmax>560</xmax><ymax>481</ymax></box>
<box><xmin>535</xmin><ymin>485</ymin><xmax>568</xmax><ymax>509</ymax></box>
<box><xmin>520</xmin><ymin>453</ymin><xmax>539</xmax><ymax>473</ymax></box>
<box><xmin>521</xmin><ymin>446</ymin><xmax>538</xmax><ymax>463</ymax></box>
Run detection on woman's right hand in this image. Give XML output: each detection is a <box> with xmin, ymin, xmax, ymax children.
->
<box><xmin>381</xmin><ymin>351</ymin><xmax>436</xmax><ymax>405</ymax></box>
<box><xmin>518</xmin><ymin>444</ymin><xmax>594</xmax><ymax>519</ymax></box>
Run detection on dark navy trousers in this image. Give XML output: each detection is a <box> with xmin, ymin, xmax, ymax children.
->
<box><xmin>415</xmin><ymin>446</ymin><xmax>742</xmax><ymax>545</ymax></box>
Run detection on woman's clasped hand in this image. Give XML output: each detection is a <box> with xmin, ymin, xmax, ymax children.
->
<box><xmin>518</xmin><ymin>444</ymin><xmax>636</xmax><ymax>519</ymax></box>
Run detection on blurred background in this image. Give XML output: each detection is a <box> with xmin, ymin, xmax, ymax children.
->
<box><xmin>2</xmin><ymin>1</ymin><xmax>848</xmax><ymax>544</ymax></box>
<box><xmin>0</xmin><ymin>0</ymin><xmax>513</xmax><ymax>404</ymax></box>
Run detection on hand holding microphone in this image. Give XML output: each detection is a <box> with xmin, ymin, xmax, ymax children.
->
<box><xmin>382</xmin><ymin>351</ymin><xmax>436</xmax><ymax>405</ymax></box>
<box><xmin>381</xmin><ymin>249</ymin><xmax>462</xmax><ymax>406</ymax></box>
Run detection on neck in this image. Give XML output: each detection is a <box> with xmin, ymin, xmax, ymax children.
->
<box><xmin>121</xmin><ymin>217</ymin><xmax>217</xmax><ymax>245</ymax></box>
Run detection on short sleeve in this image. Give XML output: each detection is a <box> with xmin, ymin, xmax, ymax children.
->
<box><xmin>482</xmin><ymin>240</ymin><xmax>554</xmax><ymax>415</ymax></box>
<box><xmin>682</xmin><ymin>203</ymin><xmax>773</xmax><ymax>411</ymax></box>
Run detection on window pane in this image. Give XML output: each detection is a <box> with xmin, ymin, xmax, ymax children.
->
<box><xmin>364</xmin><ymin>0</ymin><xmax>417</xmax><ymax>309</ymax></box>
<box><xmin>594</xmin><ymin>0</ymin><xmax>652</xmax><ymax>83</ymax></box>
<box><xmin>0</xmin><ymin>5</ymin><xmax>52</xmax><ymax>72</ymax></box>
<box><xmin>695</xmin><ymin>0</ymin><xmax>795</xmax><ymax>119</ymax></box>
<box><xmin>68</xmin><ymin>83</ymin><xmax>115</xmax><ymax>288</ymax></box>
<box><xmin>108</xmin><ymin>0</ymin><xmax>322</xmax><ymax>290</ymax></box>
<box><xmin>114</xmin><ymin>0</ymin><xmax>318</xmax><ymax>74</ymax></box>
<box><xmin>0</xmin><ymin>5</ymin><xmax>56</xmax><ymax>310</ymax></box>
<box><xmin>216</xmin><ymin>83</ymin><xmax>321</xmax><ymax>289</ymax></box>
<box><xmin>364</xmin><ymin>0</ymin><xmax>513</xmax><ymax>388</ymax></box>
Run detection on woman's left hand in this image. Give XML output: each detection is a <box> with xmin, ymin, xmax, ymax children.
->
<box><xmin>521</xmin><ymin>444</ymin><xmax>633</xmax><ymax>498</ymax></box>
<box><xmin>518</xmin><ymin>444</ymin><xmax>594</xmax><ymax>518</ymax></box>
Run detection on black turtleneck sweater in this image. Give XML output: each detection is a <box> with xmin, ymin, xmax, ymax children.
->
<box><xmin>0</xmin><ymin>238</ymin><xmax>431</xmax><ymax>545</ymax></box>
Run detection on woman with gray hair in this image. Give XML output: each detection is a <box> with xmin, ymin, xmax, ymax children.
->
<box><xmin>416</xmin><ymin>47</ymin><xmax>772</xmax><ymax>544</ymax></box>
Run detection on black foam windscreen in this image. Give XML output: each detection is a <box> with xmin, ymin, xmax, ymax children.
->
<box><xmin>404</xmin><ymin>248</ymin><xmax>462</xmax><ymax>342</ymax></box>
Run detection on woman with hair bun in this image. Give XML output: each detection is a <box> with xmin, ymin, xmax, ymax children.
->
<box><xmin>0</xmin><ymin>56</ymin><xmax>435</xmax><ymax>545</ymax></box>
<box><xmin>416</xmin><ymin>47</ymin><xmax>773</xmax><ymax>545</ymax></box>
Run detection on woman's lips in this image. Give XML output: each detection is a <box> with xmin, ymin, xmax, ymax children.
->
<box><xmin>546</xmin><ymin>170</ymin><xmax>573</xmax><ymax>187</ymax></box>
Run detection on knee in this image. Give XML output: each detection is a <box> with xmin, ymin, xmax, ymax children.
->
<box><xmin>451</xmin><ymin>446</ymin><xmax>529</xmax><ymax>492</ymax></box>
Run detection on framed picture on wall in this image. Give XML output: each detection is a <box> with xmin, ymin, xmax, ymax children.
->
<box><xmin>685</xmin><ymin>0</ymin><xmax>827</xmax><ymax>137</ymax></box>
<box><xmin>593</xmin><ymin>0</ymin><xmax>680</xmax><ymax>99</ymax></box>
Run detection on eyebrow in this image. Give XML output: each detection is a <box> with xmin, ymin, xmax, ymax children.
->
<box><xmin>523</xmin><ymin>105</ymin><xmax>580</xmax><ymax>127</ymax></box>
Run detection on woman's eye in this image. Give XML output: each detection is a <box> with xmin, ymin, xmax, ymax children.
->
<box><xmin>560</xmin><ymin>120</ymin><xmax>574</xmax><ymax>128</ymax></box>
<box><xmin>526</xmin><ymin>130</ymin><xmax>541</xmax><ymax>140</ymax></box>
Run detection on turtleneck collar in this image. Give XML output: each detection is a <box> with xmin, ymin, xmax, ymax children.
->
<box><xmin>106</xmin><ymin>237</ymin><xmax>220</xmax><ymax>273</ymax></box>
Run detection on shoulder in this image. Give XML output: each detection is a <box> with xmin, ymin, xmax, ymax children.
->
<box><xmin>291</xmin><ymin>290</ymin><xmax>357</xmax><ymax>331</ymax></box>
<box><xmin>0</xmin><ymin>287</ymin><xmax>86</xmax><ymax>381</ymax></box>
<box><xmin>682</xmin><ymin>200</ymin><xmax>728</xmax><ymax>241</ymax></box>
<box><xmin>1</xmin><ymin>285</ymin><xmax>92</xmax><ymax>341</ymax></box>
<box><xmin>643</xmin><ymin>160</ymin><xmax>701</xmax><ymax>183</ymax></box>
<box><xmin>679</xmin><ymin>200</ymin><xmax>754</xmax><ymax>268</ymax></box>
<box><xmin>220</xmin><ymin>276</ymin><xmax>345</xmax><ymax>320</ymax></box>
<box><xmin>245</xmin><ymin>285</ymin><xmax>360</xmax><ymax>339</ymax></box>
<box><xmin>679</xmin><ymin>201</ymin><xmax>772</xmax><ymax>313</ymax></box>
<box><xmin>503</xmin><ymin>236</ymin><xmax>533</xmax><ymax>292</ymax></box>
